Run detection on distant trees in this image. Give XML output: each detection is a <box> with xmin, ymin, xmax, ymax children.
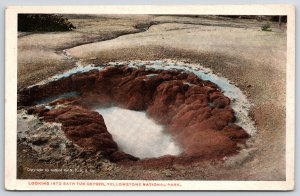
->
<box><xmin>270</xmin><ymin>16</ymin><xmax>287</xmax><ymax>23</ymax></box>
<box><xmin>218</xmin><ymin>15</ymin><xmax>287</xmax><ymax>23</ymax></box>
<box><xmin>18</xmin><ymin>14</ymin><xmax>76</xmax><ymax>32</ymax></box>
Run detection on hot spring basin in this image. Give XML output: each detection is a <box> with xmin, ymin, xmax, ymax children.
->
<box><xmin>19</xmin><ymin>60</ymin><xmax>254</xmax><ymax>164</ymax></box>
<box><xmin>95</xmin><ymin>107</ymin><xmax>182</xmax><ymax>159</ymax></box>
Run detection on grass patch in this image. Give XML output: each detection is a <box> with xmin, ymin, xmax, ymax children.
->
<box><xmin>261</xmin><ymin>23</ymin><xmax>272</xmax><ymax>31</ymax></box>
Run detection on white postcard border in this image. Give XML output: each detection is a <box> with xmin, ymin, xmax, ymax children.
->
<box><xmin>5</xmin><ymin>5</ymin><xmax>295</xmax><ymax>190</ymax></box>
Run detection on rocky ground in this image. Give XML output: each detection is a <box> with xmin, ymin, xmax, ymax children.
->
<box><xmin>17</xmin><ymin>15</ymin><xmax>287</xmax><ymax>180</ymax></box>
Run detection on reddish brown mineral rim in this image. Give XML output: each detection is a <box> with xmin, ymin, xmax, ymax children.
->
<box><xmin>19</xmin><ymin>65</ymin><xmax>250</xmax><ymax>167</ymax></box>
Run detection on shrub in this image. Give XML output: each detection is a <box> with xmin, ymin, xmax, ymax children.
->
<box><xmin>261</xmin><ymin>23</ymin><xmax>272</xmax><ymax>31</ymax></box>
<box><xmin>18</xmin><ymin>14</ymin><xmax>76</xmax><ymax>32</ymax></box>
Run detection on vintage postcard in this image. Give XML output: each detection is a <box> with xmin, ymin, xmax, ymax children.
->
<box><xmin>5</xmin><ymin>5</ymin><xmax>295</xmax><ymax>190</ymax></box>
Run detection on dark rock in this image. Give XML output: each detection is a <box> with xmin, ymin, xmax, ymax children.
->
<box><xmin>109</xmin><ymin>151</ymin><xmax>139</xmax><ymax>162</ymax></box>
<box><xmin>31</xmin><ymin>137</ymin><xmax>49</xmax><ymax>146</ymax></box>
<box><xmin>49</xmin><ymin>141</ymin><xmax>60</xmax><ymax>148</ymax></box>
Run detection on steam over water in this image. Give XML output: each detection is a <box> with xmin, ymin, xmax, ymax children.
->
<box><xmin>95</xmin><ymin>107</ymin><xmax>182</xmax><ymax>159</ymax></box>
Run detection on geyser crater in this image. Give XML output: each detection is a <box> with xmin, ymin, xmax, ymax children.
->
<box><xmin>18</xmin><ymin>60</ymin><xmax>256</xmax><ymax>165</ymax></box>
